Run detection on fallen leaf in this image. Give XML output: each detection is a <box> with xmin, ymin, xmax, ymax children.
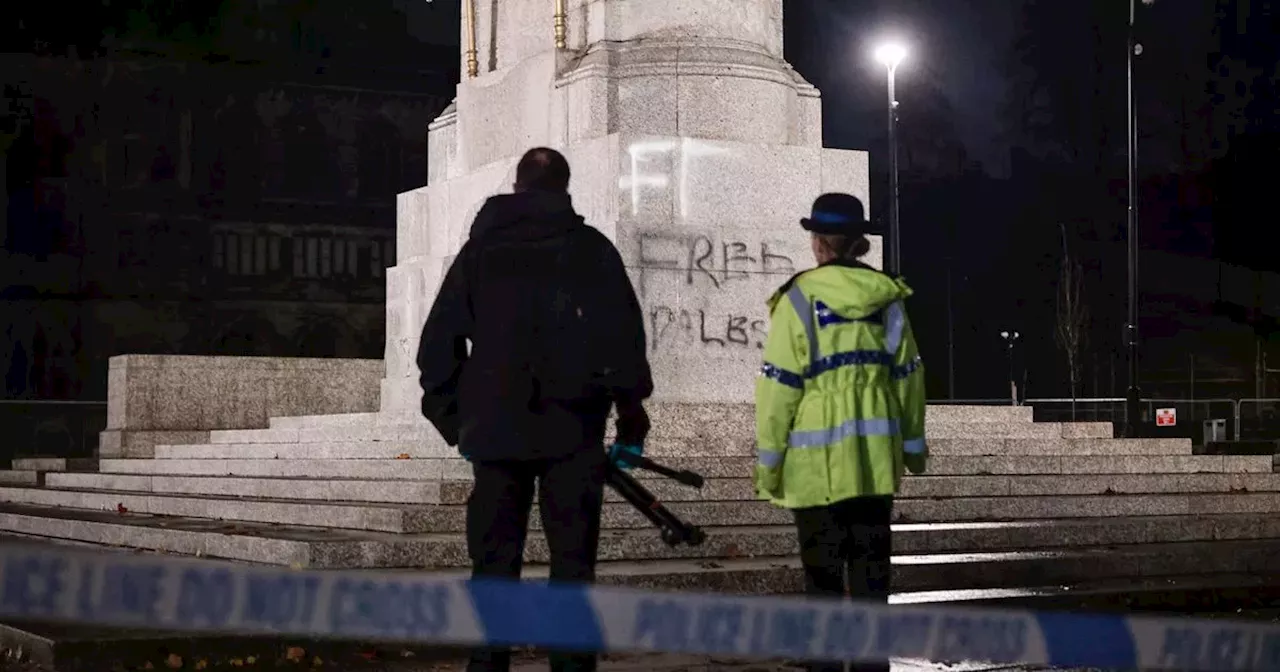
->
<box><xmin>285</xmin><ymin>646</ymin><xmax>306</xmax><ymax>662</ymax></box>
<box><xmin>230</xmin><ymin>658</ymin><xmax>244</xmax><ymax>667</ymax></box>
<box><xmin>166</xmin><ymin>653</ymin><xmax>183</xmax><ymax>669</ymax></box>
<box><xmin>358</xmin><ymin>650</ymin><xmax>376</xmax><ymax>660</ymax></box>
<box><xmin>116</xmin><ymin>503</ymin><xmax>129</xmax><ymax>514</ymax></box>
<box><xmin>395</xmin><ymin>453</ymin><xmax>411</xmax><ymax>459</ymax></box>
<box><xmin>247</xmin><ymin>655</ymin><xmax>257</xmax><ymax>664</ymax></box>
<box><xmin>312</xmin><ymin>656</ymin><xmax>324</xmax><ymax>667</ymax></box>
<box><xmin>142</xmin><ymin>663</ymin><xmax>154</xmax><ymax>670</ymax></box>
<box><xmin>195</xmin><ymin>660</ymin><xmax>208</xmax><ymax>670</ymax></box>
<box><xmin>400</xmin><ymin>649</ymin><xmax>415</xmax><ymax>658</ymax></box>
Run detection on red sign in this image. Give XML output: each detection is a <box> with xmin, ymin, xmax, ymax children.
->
<box><xmin>1155</xmin><ymin>408</ymin><xmax>1177</xmax><ymax>427</ymax></box>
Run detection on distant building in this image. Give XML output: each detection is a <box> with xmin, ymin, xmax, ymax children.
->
<box><xmin>1</xmin><ymin>0</ymin><xmax>458</xmax><ymax>403</ymax></box>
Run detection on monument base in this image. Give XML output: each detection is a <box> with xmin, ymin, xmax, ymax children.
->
<box><xmin>0</xmin><ymin>358</ymin><xmax>1274</xmax><ymax>601</ymax></box>
<box><xmin>381</xmin><ymin>132</ymin><xmax>876</xmax><ymax>415</ymax></box>
<box><xmin>97</xmin><ymin>355</ymin><xmax>383</xmax><ymax>457</ymax></box>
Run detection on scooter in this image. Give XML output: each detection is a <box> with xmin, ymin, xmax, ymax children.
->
<box><xmin>605</xmin><ymin>451</ymin><xmax>707</xmax><ymax>548</ymax></box>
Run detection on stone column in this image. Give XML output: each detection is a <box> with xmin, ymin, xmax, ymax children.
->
<box><xmin>380</xmin><ymin>0</ymin><xmax>875</xmax><ymax>418</ymax></box>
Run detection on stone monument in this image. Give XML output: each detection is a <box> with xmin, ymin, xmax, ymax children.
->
<box><xmin>381</xmin><ymin>0</ymin><xmax>878</xmax><ymax>420</ymax></box>
<box><xmin>0</xmin><ymin>0</ymin><xmax>1268</xmax><ymax>599</ymax></box>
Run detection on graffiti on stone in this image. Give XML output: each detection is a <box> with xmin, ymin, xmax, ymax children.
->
<box><xmin>633</xmin><ymin>231</ymin><xmax>805</xmax><ymax>353</ymax></box>
<box><xmin>635</xmin><ymin>232</ymin><xmax>797</xmax><ymax>297</ymax></box>
<box><xmin>647</xmin><ymin>307</ymin><xmax>770</xmax><ymax>352</ymax></box>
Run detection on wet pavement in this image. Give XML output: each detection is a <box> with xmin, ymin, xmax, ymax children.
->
<box><xmin>0</xmin><ymin>648</ymin><xmax>1084</xmax><ymax>672</ymax></box>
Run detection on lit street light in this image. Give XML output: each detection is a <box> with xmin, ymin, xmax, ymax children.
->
<box><xmin>874</xmin><ymin>40</ymin><xmax>907</xmax><ymax>276</ymax></box>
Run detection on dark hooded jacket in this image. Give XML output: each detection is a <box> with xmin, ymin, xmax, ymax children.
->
<box><xmin>417</xmin><ymin>191</ymin><xmax>654</xmax><ymax>461</ymax></box>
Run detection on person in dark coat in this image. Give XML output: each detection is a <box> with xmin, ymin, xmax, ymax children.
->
<box><xmin>417</xmin><ymin>147</ymin><xmax>654</xmax><ymax>672</ymax></box>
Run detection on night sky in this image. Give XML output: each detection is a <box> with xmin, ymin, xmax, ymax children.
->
<box><xmin>786</xmin><ymin>0</ymin><xmax>1016</xmax><ymax>175</ymax></box>
<box><xmin>787</xmin><ymin>0</ymin><xmax>1280</xmax><ymax>401</ymax></box>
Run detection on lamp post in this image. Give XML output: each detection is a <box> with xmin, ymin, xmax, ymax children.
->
<box><xmin>1001</xmin><ymin>330</ymin><xmax>1021</xmax><ymax>406</ymax></box>
<box><xmin>1124</xmin><ymin>0</ymin><xmax>1149</xmax><ymax>437</ymax></box>
<box><xmin>874</xmin><ymin>41</ymin><xmax>907</xmax><ymax>276</ymax></box>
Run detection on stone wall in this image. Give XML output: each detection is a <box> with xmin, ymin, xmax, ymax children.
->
<box><xmin>100</xmin><ymin>355</ymin><xmax>383</xmax><ymax>457</ymax></box>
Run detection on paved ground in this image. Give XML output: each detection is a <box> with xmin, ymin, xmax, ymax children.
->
<box><xmin>494</xmin><ymin>654</ymin><xmax>1054</xmax><ymax>671</ymax></box>
<box><xmin>0</xmin><ymin>648</ymin><xmax>1076</xmax><ymax>672</ymax></box>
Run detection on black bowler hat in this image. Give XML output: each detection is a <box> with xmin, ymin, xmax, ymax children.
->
<box><xmin>800</xmin><ymin>193</ymin><xmax>868</xmax><ymax>236</ymax></box>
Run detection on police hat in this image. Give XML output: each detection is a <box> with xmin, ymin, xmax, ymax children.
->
<box><xmin>800</xmin><ymin>193</ymin><xmax>869</xmax><ymax>237</ymax></box>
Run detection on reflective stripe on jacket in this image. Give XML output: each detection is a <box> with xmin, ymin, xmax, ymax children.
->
<box><xmin>754</xmin><ymin>261</ymin><xmax>926</xmax><ymax>509</ymax></box>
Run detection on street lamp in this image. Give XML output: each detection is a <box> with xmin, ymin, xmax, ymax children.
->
<box><xmin>874</xmin><ymin>40</ymin><xmax>907</xmax><ymax>276</ymax></box>
<box><xmin>1000</xmin><ymin>330</ymin><xmax>1021</xmax><ymax>406</ymax></box>
<box><xmin>1124</xmin><ymin>0</ymin><xmax>1149</xmax><ymax>437</ymax></box>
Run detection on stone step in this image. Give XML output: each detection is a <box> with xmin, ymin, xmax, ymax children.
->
<box><xmin>152</xmin><ymin>435</ymin><xmax>1193</xmax><ymax>462</ymax></box>
<box><xmin>12</xmin><ymin>480</ymin><xmax>1280</xmax><ymax>534</ymax></box>
<box><xmin>101</xmin><ymin>457</ymin><xmax>469</xmax><ymax>480</ymax></box>
<box><xmin>0</xmin><ymin>471</ymin><xmax>40</xmax><ymax>485</ymax></box>
<box><xmin>928</xmin><ymin>454</ymin><xmax>1272</xmax><ymax>475</ymax></box>
<box><xmin>87</xmin><ymin>460</ymin><xmax>1280</xmax><ymax>500</ymax></box>
<box><xmin>141</xmin><ymin>453</ymin><xmax>1268</xmax><ymax>478</ymax></box>
<box><xmin>121</xmin><ymin>454</ymin><xmax>1279</xmax><ymax>484</ymax></box>
<box><xmin>636</xmin><ymin>403</ymin><xmax>1057</xmax><ymax>440</ymax></box>
<box><xmin>896</xmin><ymin>491</ymin><xmax>1280</xmax><ymax>523</ymax></box>
<box><xmin>226</xmin><ymin>405</ymin><xmax>1104</xmax><ymax>446</ymax></box>
<box><xmin>154</xmin><ymin>441</ymin><xmax>451</xmax><ymax>460</ymax></box>
<box><xmin>587</xmin><ymin>538</ymin><xmax>1280</xmax><ymax>595</ymax></box>
<box><xmin>3</xmin><ymin>500</ymin><xmax>1280</xmax><ymax>573</ymax></box>
<box><xmin>154</xmin><ymin>436</ymin><xmax>750</xmax><ymax>460</ymax></box>
<box><xmin>202</xmin><ymin>427</ymin><xmax>761</xmax><ymax>457</ymax></box>
<box><xmin>0</xmin><ymin>486</ymin><xmax>421</xmax><ymax>533</ymax></box>
<box><xmin>9</xmin><ymin>458</ymin><xmax>98</xmax><ymax>472</ymax></box>
<box><xmin>269</xmin><ymin>412</ymin><xmax>382</xmax><ymax>430</ymax></box>
<box><xmin>10</xmin><ymin>502</ymin><xmax>1274</xmax><ymax>596</ymax></box>
<box><xmin>924</xmin><ymin>405</ymin><xmax>1034</xmax><ymax>423</ymax></box>
<box><xmin>893</xmin><ymin>572</ymin><xmax>1280</xmax><ymax>607</ymax></box>
<box><xmin>141</xmin><ymin>454</ymin><xmax>764</xmax><ymax>478</ymax></box>
<box><xmin>264</xmin><ymin>404</ymin><xmax>1038</xmax><ymax>432</ymax></box>
<box><xmin>0</xmin><ymin>484</ymin><xmax>792</xmax><ymax>534</ymax></box>
<box><xmin>209</xmin><ymin>421</ymin><xmax>1106</xmax><ymax>445</ymax></box>
<box><xmin>903</xmin><ymin>472</ymin><xmax>1280</xmax><ymax>498</ymax></box>
<box><xmin>925</xmin><ymin>421</ymin><xmax>1113</xmax><ymax>439</ymax></box>
<box><xmin>207</xmin><ymin>426</ymin><xmax>442</xmax><ymax>445</ymax></box>
<box><xmin>928</xmin><ymin>438</ymin><xmax>1191</xmax><ymax>456</ymax></box>
<box><xmin>72</xmin><ymin>469</ymin><xmax>757</xmax><ymax>504</ymax></box>
<box><xmin>44</xmin><ymin>473</ymin><xmax>456</xmax><ymax>505</ymax></box>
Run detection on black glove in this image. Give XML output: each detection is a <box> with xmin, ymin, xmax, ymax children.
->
<box><xmin>614</xmin><ymin>402</ymin><xmax>651</xmax><ymax>447</ymax></box>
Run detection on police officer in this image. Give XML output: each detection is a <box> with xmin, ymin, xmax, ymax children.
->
<box><xmin>417</xmin><ymin>147</ymin><xmax>653</xmax><ymax>672</ymax></box>
<box><xmin>754</xmin><ymin>193</ymin><xmax>927</xmax><ymax>672</ymax></box>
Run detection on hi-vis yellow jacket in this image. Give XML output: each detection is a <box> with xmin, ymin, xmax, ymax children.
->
<box><xmin>754</xmin><ymin>261</ymin><xmax>927</xmax><ymax>509</ymax></box>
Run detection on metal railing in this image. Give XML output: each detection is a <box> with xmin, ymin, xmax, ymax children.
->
<box><xmin>1028</xmin><ymin>397</ymin><xmax>1241</xmax><ymax>442</ymax></box>
<box><xmin>927</xmin><ymin>397</ymin><xmax>1247</xmax><ymax>443</ymax></box>
<box><xmin>0</xmin><ymin>400</ymin><xmax>107</xmax><ymax>461</ymax></box>
<box><xmin>923</xmin><ymin>399</ymin><xmax>1012</xmax><ymax>406</ymax></box>
<box><xmin>1234</xmin><ymin>399</ymin><xmax>1280</xmax><ymax>443</ymax></box>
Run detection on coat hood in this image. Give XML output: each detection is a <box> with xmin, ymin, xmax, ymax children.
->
<box><xmin>469</xmin><ymin>191</ymin><xmax>584</xmax><ymax>243</ymax></box>
<box><xmin>767</xmin><ymin>261</ymin><xmax>914</xmax><ymax>318</ymax></box>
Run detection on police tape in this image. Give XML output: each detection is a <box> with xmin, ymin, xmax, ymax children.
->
<box><xmin>0</xmin><ymin>542</ymin><xmax>1277</xmax><ymax>671</ymax></box>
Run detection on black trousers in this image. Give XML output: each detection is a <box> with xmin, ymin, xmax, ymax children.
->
<box><xmin>466</xmin><ymin>448</ymin><xmax>606</xmax><ymax>672</ymax></box>
<box><xmin>793</xmin><ymin>495</ymin><xmax>894</xmax><ymax>672</ymax></box>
